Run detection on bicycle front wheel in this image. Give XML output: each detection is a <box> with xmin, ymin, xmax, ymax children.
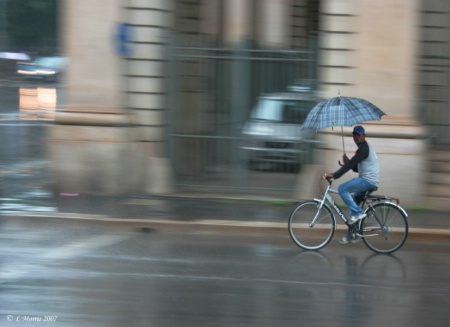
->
<box><xmin>288</xmin><ymin>200</ymin><xmax>336</xmax><ymax>250</ymax></box>
<box><xmin>361</xmin><ymin>202</ymin><xmax>408</xmax><ymax>254</ymax></box>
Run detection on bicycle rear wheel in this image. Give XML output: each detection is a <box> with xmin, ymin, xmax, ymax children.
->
<box><xmin>288</xmin><ymin>200</ymin><xmax>335</xmax><ymax>250</ymax></box>
<box><xmin>361</xmin><ymin>202</ymin><xmax>408</xmax><ymax>254</ymax></box>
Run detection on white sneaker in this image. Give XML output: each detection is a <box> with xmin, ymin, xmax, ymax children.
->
<box><xmin>349</xmin><ymin>212</ymin><xmax>367</xmax><ymax>224</ymax></box>
<box><xmin>340</xmin><ymin>232</ymin><xmax>360</xmax><ymax>244</ymax></box>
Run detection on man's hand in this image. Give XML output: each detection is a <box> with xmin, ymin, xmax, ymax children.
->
<box><xmin>338</xmin><ymin>153</ymin><xmax>350</xmax><ymax>166</ymax></box>
<box><xmin>323</xmin><ymin>173</ymin><xmax>333</xmax><ymax>180</ymax></box>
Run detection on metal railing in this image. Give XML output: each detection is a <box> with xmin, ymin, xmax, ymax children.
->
<box><xmin>167</xmin><ymin>43</ymin><xmax>318</xmax><ymax>195</ymax></box>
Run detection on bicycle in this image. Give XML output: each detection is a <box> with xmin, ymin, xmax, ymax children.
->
<box><xmin>288</xmin><ymin>177</ymin><xmax>409</xmax><ymax>254</ymax></box>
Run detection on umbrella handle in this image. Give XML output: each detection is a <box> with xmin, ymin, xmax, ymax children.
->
<box><xmin>338</xmin><ymin>153</ymin><xmax>349</xmax><ymax>166</ymax></box>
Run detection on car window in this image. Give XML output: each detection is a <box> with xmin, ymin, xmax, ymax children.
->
<box><xmin>251</xmin><ymin>99</ymin><xmax>314</xmax><ymax>124</ymax></box>
<box><xmin>36</xmin><ymin>58</ymin><xmax>52</xmax><ymax>66</ymax></box>
<box><xmin>282</xmin><ymin>101</ymin><xmax>314</xmax><ymax>124</ymax></box>
<box><xmin>35</xmin><ymin>57</ymin><xmax>66</xmax><ymax>68</ymax></box>
<box><xmin>250</xmin><ymin>99</ymin><xmax>282</xmax><ymax>121</ymax></box>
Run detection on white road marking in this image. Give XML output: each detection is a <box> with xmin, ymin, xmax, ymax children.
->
<box><xmin>40</xmin><ymin>234</ymin><xmax>131</xmax><ymax>260</ymax></box>
<box><xmin>0</xmin><ymin>233</ymin><xmax>132</xmax><ymax>282</ymax></box>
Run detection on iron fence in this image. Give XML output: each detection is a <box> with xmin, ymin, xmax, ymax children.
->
<box><xmin>167</xmin><ymin>44</ymin><xmax>318</xmax><ymax>196</ymax></box>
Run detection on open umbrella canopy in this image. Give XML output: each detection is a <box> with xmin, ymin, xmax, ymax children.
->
<box><xmin>301</xmin><ymin>96</ymin><xmax>386</xmax><ymax>131</ymax></box>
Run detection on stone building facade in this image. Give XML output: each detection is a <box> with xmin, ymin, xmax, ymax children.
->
<box><xmin>50</xmin><ymin>0</ymin><xmax>449</xmax><ymax>209</ymax></box>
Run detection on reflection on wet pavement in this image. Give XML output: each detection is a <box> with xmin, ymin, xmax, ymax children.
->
<box><xmin>0</xmin><ymin>82</ymin><xmax>58</xmax><ymax>214</ymax></box>
<box><xmin>19</xmin><ymin>87</ymin><xmax>57</xmax><ymax>121</ymax></box>
<box><xmin>0</xmin><ymin>164</ymin><xmax>57</xmax><ymax>214</ymax></box>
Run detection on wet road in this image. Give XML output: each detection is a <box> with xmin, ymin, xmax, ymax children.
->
<box><xmin>0</xmin><ymin>82</ymin><xmax>47</xmax><ymax>171</ymax></box>
<box><xmin>1</xmin><ymin>218</ymin><xmax>449</xmax><ymax>327</ymax></box>
<box><xmin>0</xmin><ymin>77</ymin><xmax>57</xmax><ymax>213</ymax></box>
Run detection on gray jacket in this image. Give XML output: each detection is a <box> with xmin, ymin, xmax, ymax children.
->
<box><xmin>332</xmin><ymin>140</ymin><xmax>379</xmax><ymax>187</ymax></box>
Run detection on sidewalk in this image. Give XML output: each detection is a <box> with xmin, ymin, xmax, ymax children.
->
<box><xmin>0</xmin><ymin>158</ymin><xmax>448</xmax><ymax>236</ymax></box>
<box><xmin>2</xmin><ymin>191</ymin><xmax>449</xmax><ymax>239</ymax></box>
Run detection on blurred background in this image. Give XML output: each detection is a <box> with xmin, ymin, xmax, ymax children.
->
<box><xmin>0</xmin><ymin>0</ymin><xmax>449</xmax><ymax>210</ymax></box>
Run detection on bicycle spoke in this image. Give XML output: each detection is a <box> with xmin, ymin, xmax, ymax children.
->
<box><xmin>361</xmin><ymin>202</ymin><xmax>408</xmax><ymax>254</ymax></box>
<box><xmin>288</xmin><ymin>201</ymin><xmax>335</xmax><ymax>250</ymax></box>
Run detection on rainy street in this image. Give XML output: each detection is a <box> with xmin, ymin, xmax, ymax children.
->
<box><xmin>2</xmin><ymin>1</ymin><xmax>450</xmax><ymax>326</ymax></box>
<box><xmin>0</xmin><ymin>77</ymin><xmax>58</xmax><ymax>214</ymax></box>
<box><xmin>1</xmin><ymin>217</ymin><xmax>450</xmax><ymax>327</ymax></box>
<box><xmin>1</xmin><ymin>77</ymin><xmax>450</xmax><ymax>327</ymax></box>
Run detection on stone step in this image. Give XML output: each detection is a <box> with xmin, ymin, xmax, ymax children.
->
<box><xmin>430</xmin><ymin>150</ymin><xmax>450</xmax><ymax>162</ymax></box>
<box><xmin>424</xmin><ymin>197</ymin><xmax>450</xmax><ymax>211</ymax></box>
<box><xmin>429</xmin><ymin>172</ymin><xmax>450</xmax><ymax>185</ymax></box>
<box><xmin>426</xmin><ymin>183</ymin><xmax>450</xmax><ymax>198</ymax></box>
<box><xmin>424</xmin><ymin>149</ymin><xmax>450</xmax><ymax>210</ymax></box>
<box><xmin>428</xmin><ymin>161</ymin><xmax>450</xmax><ymax>174</ymax></box>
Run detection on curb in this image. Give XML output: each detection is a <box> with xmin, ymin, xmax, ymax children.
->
<box><xmin>2</xmin><ymin>212</ymin><xmax>448</xmax><ymax>241</ymax></box>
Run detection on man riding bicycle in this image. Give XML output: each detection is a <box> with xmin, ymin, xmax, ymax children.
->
<box><xmin>324</xmin><ymin>125</ymin><xmax>379</xmax><ymax>244</ymax></box>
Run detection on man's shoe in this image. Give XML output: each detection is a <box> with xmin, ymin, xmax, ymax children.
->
<box><xmin>349</xmin><ymin>212</ymin><xmax>367</xmax><ymax>224</ymax></box>
<box><xmin>340</xmin><ymin>232</ymin><xmax>359</xmax><ymax>244</ymax></box>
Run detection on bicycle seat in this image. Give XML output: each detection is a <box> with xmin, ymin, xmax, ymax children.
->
<box><xmin>364</xmin><ymin>188</ymin><xmax>391</xmax><ymax>201</ymax></box>
<box><xmin>365</xmin><ymin>187</ymin><xmax>378</xmax><ymax>197</ymax></box>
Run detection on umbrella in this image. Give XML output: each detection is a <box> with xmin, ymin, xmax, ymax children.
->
<box><xmin>301</xmin><ymin>96</ymin><xmax>386</xmax><ymax>154</ymax></box>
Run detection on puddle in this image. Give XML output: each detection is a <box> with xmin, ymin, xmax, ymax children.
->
<box><xmin>0</xmin><ymin>165</ymin><xmax>57</xmax><ymax>214</ymax></box>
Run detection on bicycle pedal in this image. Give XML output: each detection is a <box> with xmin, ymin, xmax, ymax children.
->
<box><xmin>357</xmin><ymin>233</ymin><xmax>378</xmax><ymax>237</ymax></box>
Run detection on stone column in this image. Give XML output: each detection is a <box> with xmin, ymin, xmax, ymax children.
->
<box><xmin>319</xmin><ymin>0</ymin><xmax>419</xmax><ymax>118</ymax></box>
<box><xmin>50</xmin><ymin>0</ymin><xmax>174</xmax><ymax>195</ymax></box>
<box><xmin>223</xmin><ymin>0</ymin><xmax>252</xmax><ymax>47</ymax></box>
<box><xmin>257</xmin><ymin>0</ymin><xmax>289</xmax><ymax>48</ymax></box>
<box><xmin>49</xmin><ymin>0</ymin><xmax>133</xmax><ymax>195</ymax></box>
<box><xmin>125</xmin><ymin>0</ymin><xmax>174</xmax><ymax>194</ymax></box>
<box><xmin>314</xmin><ymin>0</ymin><xmax>427</xmax><ymax>207</ymax></box>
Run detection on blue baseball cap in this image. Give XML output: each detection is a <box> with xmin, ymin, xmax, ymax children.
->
<box><xmin>353</xmin><ymin>125</ymin><xmax>365</xmax><ymax>135</ymax></box>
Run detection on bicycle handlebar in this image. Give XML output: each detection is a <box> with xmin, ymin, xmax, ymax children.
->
<box><xmin>322</xmin><ymin>175</ymin><xmax>333</xmax><ymax>184</ymax></box>
<box><xmin>319</xmin><ymin>175</ymin><xmax>333</xmax><ymax>194</ymax></box>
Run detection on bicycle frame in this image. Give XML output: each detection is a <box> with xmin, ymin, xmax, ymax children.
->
<box><xmin>310</xmin><ymin>179</ymin><xmax>408</xmax><ymax>229</ymax></box>
<box><xmin>311</xmin><ymin>181</ymin><xmax>350</xmax><ymax>227</ymax></box>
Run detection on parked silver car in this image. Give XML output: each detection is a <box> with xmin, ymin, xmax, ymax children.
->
<box><xmin>17</xmin><ymin>56</ymin><xmax>67</xmax><ymax>81</ymax></box>
<box><xmin>241</xmin><ymin>91</ymin><xmax>319</xmax><ymax>170</ymax></box>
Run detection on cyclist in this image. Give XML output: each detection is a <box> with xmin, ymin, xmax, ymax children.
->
<box><xmin>324</xmin><ymin>125</ymin><xmax>379</xmax><ymax>244</ymax></box>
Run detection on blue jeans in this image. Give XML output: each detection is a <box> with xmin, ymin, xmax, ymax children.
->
<box><xmin>338</xmin><ymin>177</ymin><xmax>376</xmax><ymax>217</ymax></box>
